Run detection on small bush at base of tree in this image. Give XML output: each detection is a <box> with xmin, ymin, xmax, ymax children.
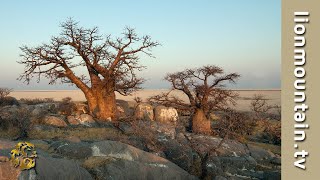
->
<box><xmin>213</xmin><ymin>109</ymin><xmax>256</xmax><ymax>143</ymax></box>
<box><xmin>57</xmin><ymin>97</ymin><xmax>76</xmax><ymax>116</ymax></box>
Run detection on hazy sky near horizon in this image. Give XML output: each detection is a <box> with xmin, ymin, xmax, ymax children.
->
<box><xmin>0</xmin><ymin>0</ymin><xmax>280</xmax><ymax>90</ymax></box>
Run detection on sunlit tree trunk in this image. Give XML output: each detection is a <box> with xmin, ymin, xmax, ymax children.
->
<box><xmin>192</xmin><ymin>108</ymin><xmax>211</xmax><ymax>134</ymax></box>
<box><xmin>85</xmin><ymin>79</ymin><xmax>117</xmax><ymax>121</ymax></box>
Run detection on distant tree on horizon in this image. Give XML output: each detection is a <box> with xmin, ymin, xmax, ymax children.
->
<box><xmin>148</xmin><ymin>65</ymin><xmax>240</xmax><ymax>134</ymax></box>
<box><xmin>18</xmin><ymin>19</ymin><xmax>160</xmax><ymax>121</ymax></box>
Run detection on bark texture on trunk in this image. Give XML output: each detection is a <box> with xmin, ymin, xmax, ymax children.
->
<box><xmin>84</xmin><ymin>84</ymin><xmax>117</xmax><ymax>122</ymax></box>
<box><xmin>192</xmin><ymin>108</ymin><xmax>211</xmax><ymax>134</ymax></box>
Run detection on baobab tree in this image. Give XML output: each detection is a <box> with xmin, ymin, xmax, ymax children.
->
<box><xmin>19</xmin><ymin>19</ymin><xmax>159</xmax><ymax>121</ymax></box>
<box><xmin>148</xmin><ymin>65</ymin><xmax>240</xmax><ymax>134</ymax></box>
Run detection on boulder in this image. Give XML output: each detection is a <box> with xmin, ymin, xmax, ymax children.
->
<box><xmin>186</xmin><ymin>134</ymin><xmax>249</xmax><ymax>157</ymax></box>
<box><xmin>32</xmin><ymin>103</ymin><xmax>57</xmax><ymax>116</ymax></box>
<box><xmin>75</xmin><ymin>103</ymin><xmax>89</xmax><ymax>114</ymax></box>
<box><xmin>205</xmin><ymin>156</ymin><xmax>258</xmax><ymax>179</ymax></box>
<box><xmin>78</xmin><ymin>114</ymin><xmax>96</xmax><ymax>126</ymax></box>
<box><xmin>154</xmin><ymin>106</ymin><xmax>179</xmax><ymax>124</ymax></box>
<box><xmin>155</xmin><ymin>123</ymin><xmax>177</xmax><ymax>140</ymax></box>
<box><xmin>161</xmin><ymin>139</ymin><xmax>194</xmax><ymax>172</ymax></box>
<box><xmin>32</xmin><ymin>156</ymin><xmax>92</xmax><ymax>179</ymax></box>
<box><xmin>43</xmin><ymin>116</ymin><xmax>67</xmax><ymax>127</ymax></box>
<box><xmin>31</xmin><ymin>108</ymin><xmax>44</xmax><ymax>118</ymax></box>
<box><xmin>247</xmin><ymin>144</ymin><xmax>275</xmax><ymax>162</ymax></box>
<box><xmin>67</xmin><ymin>115</ymin><xmax>80</xmax><ymax>125</ymax></box>
<box><xmin>49</xmin><ymin>141</ymin><xmax>92</xmax><ymax>159</ymax></box>
<box><xmin>30</xmin><ymin>103</ymin><xmax>58</xmax><ymax>124</ymax></box>
<box><xmin>0</xmin><ymin>105</ymin><xmax>20</xmax><ymax>120</ymax></box>
<box><xmin>134</xmin><ymin>103</ymin><xmax>154</xmax><ymax>121</ymax></box>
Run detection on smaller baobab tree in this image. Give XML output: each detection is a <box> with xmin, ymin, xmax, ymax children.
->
<box><xmin>18</xmin><ymin>19</ymin><xmax>159</xmax><ymax>121</ymax></box>
<box><xmin>148</xmin><ymin>65</ymin><xmax>240</xmax><ymax>134</ymax></box>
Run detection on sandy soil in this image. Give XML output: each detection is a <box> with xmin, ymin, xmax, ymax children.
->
<box><xmin>10</xmin><ymin>89</ymin><xmax>280</xmax><ymax>112</ymax></box>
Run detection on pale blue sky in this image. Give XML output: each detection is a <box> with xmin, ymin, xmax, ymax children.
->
<box><xmin>0</xmin><ymin>0</ymin><xmax>280</xmax><ymax>90</ymax></box>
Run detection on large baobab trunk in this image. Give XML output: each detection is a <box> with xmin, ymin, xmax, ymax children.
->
<box><xmin>192</xmin><ymin>108</ymin><xmax>211</xmax><ymax>134</ymax></box>
<box><xmin>84</xmin><ymin>84</ymin><xmax>117</xmax><ymax>122</ymax></box>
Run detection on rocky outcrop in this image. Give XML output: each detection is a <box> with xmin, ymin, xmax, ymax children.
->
<box><xmin>161</xmin><ymin>139</ymin><xmax>194</xmax><ymax>172</ymax></box>
<box><xmin>17</xmin><ymin>156</ymin><xmax>93</xmax><ymax>180</ymax></box>
<box><xmin>134</xmin><ymin>103</ymin><xmax>154</xmax><ymax>121</ymax></box>
<box><xmin>247</xmin><ymin>144</ymin><xmax>275</xmax><ymax>162</ymax></box>
<box><xmin>87</xmin><ymin>141</ymin><xmax>197</xmax><ymax>180</ymax></box>
<box><xmin>0</xmin><ymin>140</ymin><xmax>92</xmax><ymax>180</ymax></box>
<box><xmin>185</xmin><ymin>134</ymin><xmax>249</xmax><ymax>157</ymax></box>
<box><xmin>154</xmin><ymin>105</ymin><xmax>178</xmax><ymax>124</ymax></box>
<box><xmin>45</xmin><ymin>140</ymin><xmax>197</xmax><ymax>180</ymax></box>
<box><xmin>31</xmin><ymin>103</ymin><xmax>57</xmax><ymax>117</ymax></box>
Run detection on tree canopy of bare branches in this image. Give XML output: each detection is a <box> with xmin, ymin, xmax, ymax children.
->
<box><xmin>19</xmin><ymin>19</ymin><xmax>160</xmax><ymax>121</ymax></box>
<box><xmin>149</xmin><ymin>65</ymin><xmax>240</xmax><ymax>134</ymax></box>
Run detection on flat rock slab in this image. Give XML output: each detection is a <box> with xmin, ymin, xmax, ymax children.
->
<box><xmin>34</xmin><ymin>156</ymin><xmax>93</xmax><ymax>180</ymax></box>
<box><xmin>90</xmin><ymin>141</ymin><xmax>198</xmax><ymax>180</ymax></box>
<box><xmin>90</xmin><ymin>158</ymin><xmax>197</xmax><ymax>180</ymax></box>
<box><xmin>49</xmin><ymin>141</ymin><xmax>93</xmax><ymax>159</ymax></box>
